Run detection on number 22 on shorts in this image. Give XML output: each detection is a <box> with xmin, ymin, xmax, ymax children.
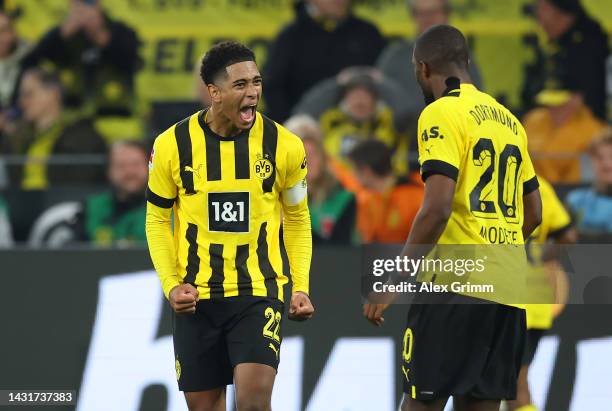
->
<box><xmin>262</xmin><ymin>307</ymin><xmax>281</xmax><ymax>343</ymax></box>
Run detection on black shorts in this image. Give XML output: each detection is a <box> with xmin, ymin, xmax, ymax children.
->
<box><xmin>522</xmin><ymin>329</ymin><xmax>545</xmax><ymax>365</ymax></box>
<box><xmin>173</xmin><ymin>296</ymin><xmax>284</xmax><ymax>392</ymax></box>
<box><xmin>401</xmin><ymin>293</ymin><xmax>526</xmax><ymax>401</ymax></box>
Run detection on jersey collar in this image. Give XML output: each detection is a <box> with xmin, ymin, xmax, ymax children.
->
<box><xmin>198</xmin><ymin>109</ymin><xmax>254</xmax><ymax>141</ymax></box>
<box><xmin>442</xmin><ymin>77</ymin><xmax>461</xmax><ymax>97</ymax></box>
<box><xmin>441</xmin><ymin>77</ymin><xmax>478</xmax><ymax>97</ymax></box>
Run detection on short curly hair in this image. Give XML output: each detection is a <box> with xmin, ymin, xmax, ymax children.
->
<box><xmin>200</xmin><ymin>41</ymin><xmax>256</xmax><ymax>85</ymax></box>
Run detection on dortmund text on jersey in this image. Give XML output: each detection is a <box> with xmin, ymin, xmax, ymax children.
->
<box><xmin>418</xmin><ymin>82</ymin><xmax>539</xmax><ymax>246</ymax></box>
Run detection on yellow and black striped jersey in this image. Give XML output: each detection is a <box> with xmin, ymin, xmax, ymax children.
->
<box><xmin>147</xmin><ymin>110</ymin><xmax>308</xmax><ymax>301</ymax></box>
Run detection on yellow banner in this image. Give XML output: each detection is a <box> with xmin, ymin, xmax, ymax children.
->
<box><xmin>10</xmin><ymin>0</ymin><xmax>612</xmax><ymax>109</ymax></box>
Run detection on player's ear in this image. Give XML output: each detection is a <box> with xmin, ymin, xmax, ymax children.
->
<box><xmin>420</xmin><ymin>61</ymin><xmax>431</xmax><ymax>79</ymax></box>
<box><xmin>208</xmin><ymin>83</ymin><xmax>222</xmax><ymax>104</ymax></box>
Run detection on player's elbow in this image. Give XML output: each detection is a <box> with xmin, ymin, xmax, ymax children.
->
<box><xmin>282</xmin><ymin>202</ymin><xmax>311</xmax><ymax>224</ymax></box>
<box><xmin>145</xmin><ymin>214</ymin><xmax>173</xmax><ymax>243</ymax></box>
<box><xmin>283</xmin><ymin>209</ymin><xmax>311</xmax><ymax>230</ymax></box>
<box><xmin>420</xmin><ymin>203</ymin><xmax>452</xmax><ymax>227</ymax></box>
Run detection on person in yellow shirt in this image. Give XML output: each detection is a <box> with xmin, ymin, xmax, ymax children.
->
<box><xmin>146</xmin><ymin>41</ymin><xmax>314</xmax><ymax>411</ymax></box>
<box><xmin>507</xmin><ymin>178</ymin><xmax>576</xmax><ymax>411</ymax></box>
<box><xmin>364</xmin><ymin>25</ymin><xmax>542</xmax><ymax>411</ymax></box>
<box><xmin>319</xmin><ymin>74</ymin><xmax>409</xmax><ymax>175</ymax></box>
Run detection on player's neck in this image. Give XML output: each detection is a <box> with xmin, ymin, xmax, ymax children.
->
<box><xmin>432</xmin><ymin>73</ymin><xmax>472</xmax><ymax>100</ymax></box>
<box><xmin>206</xmin><ymin>106</ymin><xmax>242</xmax><ymax>138</ymax></box>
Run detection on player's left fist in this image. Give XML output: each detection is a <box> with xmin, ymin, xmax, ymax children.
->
<box><xmin>288</xmin><ymin>291</ymin><xmax>315</xmax><ymax>322</ymax></box>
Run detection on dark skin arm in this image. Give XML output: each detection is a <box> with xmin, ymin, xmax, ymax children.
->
<box><xmin>541</xmin><ymin>226</ymin><xmax>577</xmax><ymax>262</ymax></box>
<box><xmin>403</xmin><ymin>174</ymin><xmax>456</xmax><ymax>247</ymax></box>
<box><xmin>557</xmin><ymin>227</ymin><xmax>577</xmax><ymax>244</ymax></box>
<box><xmin>522</xmin><ymin>188</ymin><xmax>542</xmax><ymax>240</ymax></box>
<box><xmin>363</xmin><ymin>174</ymin><xmax>456</xmax><ymax>326</ymax></box>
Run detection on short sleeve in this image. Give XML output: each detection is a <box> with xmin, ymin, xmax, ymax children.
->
<box><xmin>283</xmin><ymin>133</ymin><xmax>308</xmax><ymax>189</ymax></box>
<box><xmin>146</xmin><ymin>131</ymin><xmax>178</xmax><ymax>208</ymax></box>
<box><xmin>417</xmin><ymin>102</ymin><xmax>464</xmax><ymax>182</ymax></box>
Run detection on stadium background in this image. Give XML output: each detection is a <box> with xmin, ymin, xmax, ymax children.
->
<box><xmin>11</xmin><ymin>0</ymin><xmax>612</xmax><ymax>110</ymax></box>
<box><xmin>1</xmin><ymin>0</ymin><xmax>611</xmax><ymax>410</ymax></box>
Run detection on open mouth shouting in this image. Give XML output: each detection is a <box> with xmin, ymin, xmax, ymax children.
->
<box><xmin>239</xmin><ymin>103</ymin><xmax>257</xmax><ymax>126</ymax></box>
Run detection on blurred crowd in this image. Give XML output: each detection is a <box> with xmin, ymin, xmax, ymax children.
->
<box><xmin>0</xmin><ymin>0</ymin><xmax>611</xmax><ymax>247</ymax></box>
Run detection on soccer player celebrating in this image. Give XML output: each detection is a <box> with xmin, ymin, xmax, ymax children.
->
<box><xmin>146</xmin><ymin>41</ymin><xmax>314</xmax><ymax>411</ymax></box>
<box><xmin>364</xmin><ymin>25</ymin><xmax>542</xmax><ymax>411</ymax></box>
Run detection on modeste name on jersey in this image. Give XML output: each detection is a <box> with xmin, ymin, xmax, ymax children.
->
<box><xmin>479</xmin><ymin>225</ymin><xmax>520</xmax><ymax>244</ymax></box>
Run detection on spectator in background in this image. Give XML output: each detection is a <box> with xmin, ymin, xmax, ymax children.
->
<box><xmin>22</xmin><ymin>0</ymin><xmax>142</xmax><ymax>116</ymax></box>
<box><xmin>524</xmin><ymin>87</ymin><xmax>606</xmax><ymax>183</ymax></box>
<box><xmin>319</xmin><ymin>73</ymin><xmax>408</xmax><ymax>175</ymax></box>
<box><xmin>377</xmin><ymin>0</ymin><xmax>482</xmax><ymax>133</ymax></box>
<box><xmin>76</xmin><ymin>140</ymin><xmax>148</xmax><ymax>246</ymax></box>
<box><xmin>0</xmin><ymin>67</ymin><xmax>107</xmax><ymax>189</ymax></box>
<box><xmin>264</xmin><ymin>0</ymin><xmax>385</xmax><ymax>122</ymax></box>
<box><xmin>0</xmin><ymin>194</ymin><xmax>13</xmax><ymax>247</ymax></box>
<box><xmin>566</xmin><ymin>128</ymin><xmax>612</xmax><ymax>234</ymax></box>
<box><xmin>348</xmin><ymin>140</ymin><xmax>423</xmax><ymax>244</ymax></box>
<box><xmin>0</xmin><ymin>10</ymin><xmax>29</xmax><ymax>111</ymax></box>
<box><xmin>285</xmin><ymin>114</ymin><xmax>356</xmax><ymax>244</ymax></box>
<box><xmin>522</xmin><ymin>0</ymin><xmax>608</xmax><ymax>120</ymax></box>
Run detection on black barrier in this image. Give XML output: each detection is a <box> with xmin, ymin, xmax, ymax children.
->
<box><xmin>0</xmin><ymin>248</ymin><xmax>611</xmax><ymax>411</ymax></box>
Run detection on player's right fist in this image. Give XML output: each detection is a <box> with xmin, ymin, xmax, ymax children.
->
<box><xmin>169</xmin><ymin>284</ymin><xmax>199</xmax><ymax>314</ymax></box>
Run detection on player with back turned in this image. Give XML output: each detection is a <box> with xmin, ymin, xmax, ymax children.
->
<box><xmin>145</xmin><ymin>41</ymin><xmax>314</xmax><ymax>411</ymax></box>
<box><xmin>364</xmin><ymin>25</ymin><xmax>542</xmax><ymax>411</ymax></box>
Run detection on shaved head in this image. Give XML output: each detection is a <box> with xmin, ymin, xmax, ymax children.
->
<box><xmin>412</xmin><ymin>24</ymin><xmax>471</xmax><ymax>105</ymax></box>
<box><xmin>413</xmin><ymin>24</ymin><xmax>469</xmax><ymax>74</ymax></box>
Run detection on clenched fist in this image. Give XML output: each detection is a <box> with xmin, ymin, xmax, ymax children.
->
<box><xmin>169</xmin><ymin>284</ymin><xmax>199</xmax><ymax>314</ymax></box>
<box><xmin>288</xmin><ymin>291</ymin><xmax>315</xmax><ymax>321</ymax></box>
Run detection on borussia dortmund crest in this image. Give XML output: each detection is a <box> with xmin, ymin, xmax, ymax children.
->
<box><xmin>253</xmin><ymin>154</ymin><xmax>274</xmax><ymax>180</ymax></box>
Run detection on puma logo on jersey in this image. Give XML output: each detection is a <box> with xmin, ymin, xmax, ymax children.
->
<box><xmin>421</xmin><ymin>126</ymin><xmax>444</xmax><ymax>142</ymax></box>
<box><xmin>268</xmin><ymin>343</ymin><xmax>279</xmax><ymax>360</ymax></box>
<box><xmin>184</xmin><ymin>164</ymin><xmax>203</xmax><ymax>179</ymax></box>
